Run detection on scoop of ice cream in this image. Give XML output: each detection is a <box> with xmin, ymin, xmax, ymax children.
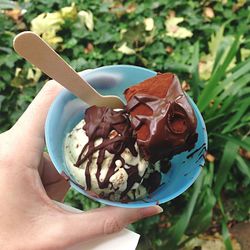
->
<box><xmin>64</xmin><ymin>106</ymin><xmax>152</xmax><ymax>201</ymax></box>
<box><xmin>124</xmin><ymin>73</ymin><xmax>198</xmax><ymax>163</ymax></box>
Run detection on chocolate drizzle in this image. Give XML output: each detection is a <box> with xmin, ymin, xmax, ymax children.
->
<box><xmin>125</xmin><ymin>73</ymin><xmax>198</xmax><ymax>163</ymax></box>
<box><xmin>74</xmin><ymin>106</ymin><xmax>143</xmax><ymax>199</ymax></box>
<box><xmin>121</xmin><ymin>163</ymin><xmax>142</xmax><ymax>198</ymax></box>
<box><xmin>186</xmin><ymin>143</ymin><xmax>206</xmax><ymax>159</ymax></box>
<box><xmin>142</xmin><ymin>171</ymin><xmax>161</xmax><ymax>194</ymax></box>
<box><xmin>160</xmin><ymin>159</ymin><xmax>171</xmax><ymax>173</ymax></box>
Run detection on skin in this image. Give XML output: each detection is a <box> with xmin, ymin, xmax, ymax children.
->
<box><xmin>0</xmin><ymin>80</ymin><xmax>162</xmax><ymax>250</ymax></box>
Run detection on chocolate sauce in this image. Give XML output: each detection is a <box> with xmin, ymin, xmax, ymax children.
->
<box><xmin>142</xmin><ymin>171</ymin><xmax>161</xmax><ymax>194</ymax></box>
<box><xmin>121</xmin><ymin>163</ymin><xmax>142</xmax><ymax>198</ymax></box>
<box><xmin>125</xmin><ymin>74</ymin><xmax>198</xmax><ymax>163</ymax></box>
<box><xmin>195</xmin><ymin>153</ymin><xmax>206</xmax><ymax>164</ymax></box>
<box><xmin>75</xmin><ymin>106</ymin><xmax>142</xmax><ymax>198</ymax></box>
<box><xmin>186</xmin><ymin>143</ymin><xmax>206</xmax><ymax>159</ymax></box>
<box><xmin>160</xmin><ymin>159</ymin><xmax>171</xmax><ymax>173</ymax></box>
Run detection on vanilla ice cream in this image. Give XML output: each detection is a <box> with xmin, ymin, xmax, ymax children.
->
<box><xmin>64</xmin><ymin>107</ymin><xmax>150</xmax><ymax>201</ymax></box>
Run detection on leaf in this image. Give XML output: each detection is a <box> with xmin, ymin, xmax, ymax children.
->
<box><xmin>217</xmin><ymin>95</ymin><xmax>235</xmax><ymax>114</ymax></box>
<box><xmin>198</xmin><ymin>31</ymin><xmax>242</xmax><ymax>112</ymax></box>
<box><xmin>233</xmin><ymin>0</ymin><xmax>247</xmax><ymax>11</ymax></box>
<box><xmin>222</xmin><ymin>99</ymin><xmax>249</xmax><ymax>133</ymax></box>
<box><xmin>221</xmin><ymin>219</ymin><xmax>233</xmax><ymax>250</ymax></box>
<box><xmin>1</xmin><ymin>53</ymin><xmax>19</xmax><ymax>68</ymax></box>
<box><xmin>31</xmin><ymin>12</ymin><xmax>64</xmax><ymax>35</ymax></box>
<box><xmin>0</xmin><ymin>0</ymin><xmax>18</xmax><ymax>10</ymax></box>
<box><xmin>4</xmin><ymin>9</ymin><xmax>22</xmax><ymax>22</ymax></box>
<box><xmin>241</xmin><ymin>48</ymin><xmax>250</xmax><ymax>60</ymax></box>
<box><xmin>212</xmin><ymin>133</ymin><xmax>250</xmax><ymax>151</ymax></box>
<box><xmin>0</xmin><ymin>95</ymin><xmax>5</xmax><ymax>109</ymax></box>
<box><xmin>165</xmin><ymin>17</ymin><xmax>193</xmax><ymax>39</ymax></box>
<box><xmin>166</xmin><ymin>171</ymin><xmax>204</xmax><ymax>248</ymax></box>
<box><xmin>236</xmin><ymin>155</ymin><xmax>250</xmax><ymax>179</ymax></box>
<box><xmin>187</xmin><ymin>163</ymin><xmax>216</xmax><ymax>235</ymax></box>
<box><xmin>199</xmin><ymin>54</ymin><xmax>214</xmax><ymax>80</ymax></box>
<box><xmin>26</xmin><ymin>67</ymin><xmax>42</xmax><ymax>82</ymax></box>
<box><xmin>213</xmin><ymin>59</ymin><xmax>250</xmax><ymax>102</ymax></box>
<box><xmin>144</xmin><ymin>17</ymin><xmax>154</xmax><ymax>31</ymax></box>
<box><xmin>70</xmin><ymin>58</ymin><xmax>88</xmax><ymax>71</ymax></box>
<box><xmin>205</xmin><ymin>113</ymin><xmax>225</xmax><ymax>124</ymax></box>
<box><xmin>64</xmin><ymin>38</ymin><xmax>78</xmax><ymax>49</ymax></box>
<box><xmin>190</xmin><ymin>41</ymin><xmax>200</xmax><ymax>101</ymax></box>
<box><xmin>164</xmin><ymin>62</ymin><xmax>191</xmax><ymax>73</ymax></box>
<box><xmin>119</xmin><ymin>23</ymin><xmax>146</xmax><ymax>46</ymax></box>
<box><xmin>210</xmin><ymin>25</ymin><xmax>226</xmax><ymax>73</ymax></box>
<box><xmin>214</xmin><ymin>141</ymin><xmax>238</xmax><ymax>197</ymax></box>
<box><xmin>187</xmin><ymin>189</ymin><xmax>216</xmax><ymax>234</ymax></box>
<box><xmin>0</xmin><ymin>46</ymin><xmax>12</xmax><ymax>54</ymax></box>
<box><xmin>199</xmin><ymin>25</ymin><xmax>229</xmax><ymax>80</ymax></box>
<box><xmin>78</xmin><ymin>10</ymin><xmax>94</xmax><ymax>31</ymax></box>
<box><xmin>31</xmin><ymin>12</ymin><xmax>64</xmax><ymax>48</ymax></box>
<box><xmin>209</xmin><ymin>71</ymin><xmax>250</xmax><ymax>117</ymax></box>
<box><xmin>60</xmin><ymin>3</ymin><xmax>77</xmax><ymax>20</ymax></box>
<box><xmin>203</xmin><ymin>7</ymin><xmax>215</xmax><ymax>19</ymax></box>
<box><xmin>117</xmin><ymin>42</ymin><xmax>136</xmax><ymax>55</ymax></box>
<box><xmin>218</xmin><ymin>198</ymin><xmax>234</xmax><ymax>250</ymax></box>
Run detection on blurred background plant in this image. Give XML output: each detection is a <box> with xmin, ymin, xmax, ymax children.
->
<box><xmin>0</xmin><ymin>0</ymin><xmax>249</xmax><ymax>249</ymax></box>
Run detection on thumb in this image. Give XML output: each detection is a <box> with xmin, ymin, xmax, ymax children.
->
<box><xmin>58</xmin><ymin>205</ymin><xmax>163</xmax><ymax>246</ymax></box>
<box><xmin>12</xmin><ymin>80</ymin><xmax>63</xmax><ymax>150</ymax></box>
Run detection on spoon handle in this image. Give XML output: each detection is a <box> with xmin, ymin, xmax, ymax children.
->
<box><xmin>13</xmin><ymin>31</ymin><xmax>102</xmax><ymax>106</ymax></box>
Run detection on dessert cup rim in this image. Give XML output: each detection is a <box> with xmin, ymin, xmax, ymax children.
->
<box><xmin>45</xmin><ymin>64</ymin><xmax>208</xmax><ymax>208</ymax></box>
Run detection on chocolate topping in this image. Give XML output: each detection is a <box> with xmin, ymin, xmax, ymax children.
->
<box><xmin>71</xmin><ymin>72</ymin><xmax>199</xmax><ymax>202</ymax></box>
<box><xmin>75</xmin><ymin>106</ymin><xmax>143</xmax><ymax>199</ymax></box>
<box><xmin>124</xmin><ymin>73</ymin><xmax>198</xmax><ymax>163</ymax></box>
<box><xmin>160</xmin><ymin>159</ymin><xmax>171</xmax><ymax>174</ymax></box>
<box><xmin>142</xmin><ymin>171</ymin><xmax>161</xmax><ymax>194</ymax></box>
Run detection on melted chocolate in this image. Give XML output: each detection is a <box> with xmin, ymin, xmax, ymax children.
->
<box><xmin>186</xmin><ymin>143</ymin><xmax>206</xmax><ymax>159</ymax></box>
<box><xmin>142</xmin><ymin>171</ymin><xmax>161</xmax><ymax>194</ymax></box>
<box><xmin>121</xmin><ymin>163</ymin><xmax>142</xmax><ymax>198</ymax></box>
<box><xmin>125</xmin><ymin>74</ymin><xmax>198</xmax><ymax>163</ymax></box>
<box><xmin>75</xmin><ymin>106</ymin><xmax>142</xmax><ymax>198</ymax></box>
<box><xmin>160</xmin><ymin>159</ymin><xmax>171</xmax><ymax>173</ymax></box>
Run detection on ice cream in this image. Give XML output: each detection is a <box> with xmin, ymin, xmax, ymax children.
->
<box><xmin>64</xmin><ymin>72</ymin><xmax>198</xmax><ymax>202</ymax></box>
<box><xmin>124</xmin><ymin>73</ymin><xmax>198</xmax><ymax>163</ymax></box>
<box><xmin>64</xmin><ymin>106</ymin><xmax>160</xmax><ymax>201</ymax></box>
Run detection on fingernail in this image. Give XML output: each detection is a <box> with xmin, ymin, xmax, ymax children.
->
<box><xmin>140</xmin><ymin>205</ymin><xmax>163</xmax><ymax>218</ymax></box>
<box><xmin>154</xmin><ymin>205</ymin><xmax>163</xmax><ymax>214</ymax></box>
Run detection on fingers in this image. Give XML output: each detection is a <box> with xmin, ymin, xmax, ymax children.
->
<box><xmin>40</xmin><ymin>153</ymin><xmax>70</xmax><ymax>201</ymax></box>
<box><xmin>57</xmin><ymin>205</ymin><xmax>163</xmax><ymax>246</ymax></box>
<box><xmin>12</xmin><ymin>80</ymin><xmax>64</xmax><ymax>153</ymax></box>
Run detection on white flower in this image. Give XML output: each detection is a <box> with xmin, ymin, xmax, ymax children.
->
<box><xmin>61</xmin><ymin>3</ymin><xmax>77</xmax><ymax>19</ymax></box>
<box><xmin>117</xmin><ymin>42</ymin><xmax>136</xmax><ymax>55</ymax></box>
<box><xmin>165</xmin><ymin>16</ymin><xmax>193</xmax><ymax>39</ymax></box>
<box><xmin>144</xmin><ymin>17</ymin><xmax>154</xmax><ymax>31</ymax></box>
<box><xmin>27</xmin><ymin>67</ymin><xmax>42</xmax><ymax>82</ymax></box>
<box><xmin>31</xmin><ymin>12</ymin><xmax>64</xmax><ymax>48</ymax></box>
<box><xmin>31</xmin><ymin>12</ymin><xmax>64</xmax><ymax>36</ymax></box>
<box><xmin>78</xmin><ymin>10</ymin><xmax>94</xmax><ymax>31</ymax></box>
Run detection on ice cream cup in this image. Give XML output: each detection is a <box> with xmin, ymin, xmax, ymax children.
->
<box><xmin>45</xmin><ymin>65</ymin><xmax>208</xmax><ymax>208</ymax></box>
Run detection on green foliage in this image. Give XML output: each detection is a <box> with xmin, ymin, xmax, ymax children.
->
<box><xmin>0</xmin><ymin>0</ymin><xmax>250</xmax><ymax>249</ymax></box>
<box><xmin>214</xmin><ymin>142</ymin><xmax>239</xmax><ymax>197</ymax></box>
<box><xmin>64</xmin><ymin>189</ymin><xmax>101</xmax><ymax>210</ymax></box>
<box><xmin>164</xmin><ymin>171</ymin><xmax>204</xmax><ymax>249</ymax></box>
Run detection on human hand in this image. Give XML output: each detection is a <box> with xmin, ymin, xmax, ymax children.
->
<box><xmin>0</xmin><ymin>80</ymin><xmax>163</xmax><ymax>250</ymax></box>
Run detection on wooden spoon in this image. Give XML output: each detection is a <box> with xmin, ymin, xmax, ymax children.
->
<box><xmin>13</xmin><ymin>31</ymin><xmax>124</xmax><ymax>109</ymax></box>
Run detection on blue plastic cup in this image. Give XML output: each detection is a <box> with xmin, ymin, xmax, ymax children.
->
<box><xmin>45</xmin><ymin>65</ymin><xmax>208</xmax><ymax>208</ymax></box>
